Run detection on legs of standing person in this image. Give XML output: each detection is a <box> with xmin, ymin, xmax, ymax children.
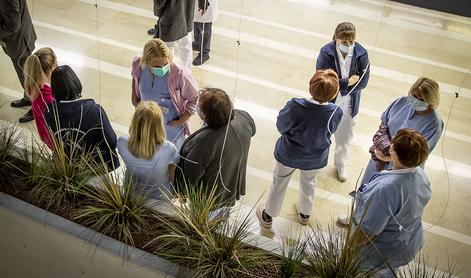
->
<box><xmin>265</xmin><ymin>161</ymin><xmax>296</xmax><ymax>218</ymax></box>
<box><xmin>334</xmin><ymin>94</ymin><xmax>354</xmax><ymax>181</ymax></box>
<box><xmin>166</xmin><ymin>34</ymin><xmax>192</xmax><ymax>69</ymax></box>
<box><xmin>9</xmin><ymin>49</ymin><xmax>35</xmax><ymax>122</ymax></box>
<box><xmin>297</xmin><ymin>168</ymin><xmax>319</xmax><ymax>217</ymax></box>
<box><xmin>192</xmin><ymin>22</ymin><xmax>212</xmax><ymax>66</ymax></box>
<box><xmin>193</xmin><ymin>22</ymin><xmax>202</xmax><ymax>50</ymax></box>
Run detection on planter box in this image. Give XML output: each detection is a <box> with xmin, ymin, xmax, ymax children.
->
<box><xmin>0</xmin><ymin>192</ymin><xmax>191</xmax><ymax>278</ymax></box>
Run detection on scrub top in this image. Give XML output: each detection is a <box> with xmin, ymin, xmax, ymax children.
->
<box><xmin>139</xmin><ymin>67</ymin><xmax>185</xmax><ymax>145</ymax></box>
<box><xmin>361</xmin><ymin>96</ymin><xmax>443</xmax><ymax>184</ymax></box>
<box><xmin>117</xmin><ymin>135</ymin><xmax>180</xmax><ymax>199</ymax></box>
<box><xmin>353</xmin><ymin>167</ymin><xmax>431</xmax><ymax>269</ymax></box>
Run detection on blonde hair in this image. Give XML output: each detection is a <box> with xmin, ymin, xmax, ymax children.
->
<box><xmin>333</xmin><ymin>22</ymin><xmax>356</xmax><ymax>41</ymax></box>
<box><xmin>128</xmin><ymin>101</ymin><xmax>166</xmax><ymax>160</ymax></box>
<box><xmin>140</xmin><ymin>38</ymin><xmax>173</xmax><ymax>67</ymax></box>
<box><xmin>410</xmin><ymin>77</ymin><xmax>440</xmax><ymax>109</ymax></box>
<box><xmin>23</xmin><ymin>47</ymin><xmax>57</xmax><ymax>100</ymax></box>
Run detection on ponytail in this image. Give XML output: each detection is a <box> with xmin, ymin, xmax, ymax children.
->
<box><xmin>23</xmin><ymin>47</ymin><xmax>57</xmax><ymax>100</ymax></box>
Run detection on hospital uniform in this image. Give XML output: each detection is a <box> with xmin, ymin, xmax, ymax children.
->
<box><xmin>361</xmin><ymin>96</ymin><xmax>443</xmax><ymax>185</ymax></box>
<box><xmin>316</xmin><ymin>41</ymin><xmax>370</xmax><ymax>173</ymax></box>
<box><xmin>353</xmin><ymin>167</ymin><xmax>432</xmax><ymax>275</ymax></box>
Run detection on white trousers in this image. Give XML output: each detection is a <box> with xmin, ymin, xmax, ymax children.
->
<box><xmin>165</xmin><ymin>33</ymin><xmax>192</xmax><ymax>69</ymax></box>
<box><xmin>265</xmin><ymin>161</ymin><xmax>320</xmax><ymax>217</ymax></box>
<box><xmin>334</xmin><ymin>94</ymin><xmax>355</xmax><ymax>170</ymax></box>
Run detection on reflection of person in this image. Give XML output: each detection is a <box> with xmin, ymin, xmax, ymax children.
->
<box><xmin>118</xmin><ymin>101</ymin><xmax>180</xmax><ymax>200</ymax></box>
<box><xmin>257</xmin><ymin>70</ymin><xmax>343</xmax><ymax>229</ymax></box>
<box><xmin>351</xmin><ymin>128</ymin><xmax>431</xmax><ymax>278</ymax></box>
<box><xmin>360</xmin><ymin>77</ymin><xmax>443</xmax><ymax>186</ymax></box>
<box><xmin>316</xmin><ymin>22</ymin><xmax>370</xmax><ymax>182</ymax></box>
<box><xmin>176</xmin><ymin>88</ymin><xmax>256</xmax><ymax>210</ymax></box>
<box><xmin>45</xmin><ymin>65</ymin><xmax>119</xmax><ymax>172</ymax></box>
<box><xmin>149</xmin><ymin>0</ymin><xmax>196</xmax><ymax>69</ymax></box>
<box><xmin>131</xmin><ymin>39</ymin><xmax>199</xmax><ymax>150</ymax></box>
<box><xmin>192</xmin><ymin>0</ymin><xmax>219</xmax><ymax>66</ymax></box>
<box><xmin>0</xmin><ymin>0</ymin><xmax>37</xmax><ymax>122</ymax></box>
<box><xmin>23</xmin><ymin>47</ymin><xmax>57</xmax><ymax>148</ymax></box>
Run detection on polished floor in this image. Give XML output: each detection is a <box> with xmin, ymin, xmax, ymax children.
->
<box><xmin>1</xmin><ymin>0</ymin><xmax>471</xmax><ymax>276</ymax></box>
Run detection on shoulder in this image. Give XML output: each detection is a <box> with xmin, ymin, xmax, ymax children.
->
<box><xmin>117</xmin><ymin>135</ymin><xmax>129</xmax><ymax>149</ymax></box>
<box><xmin>319</xmin><ymin>41</ymin><xmax>336</xmax><ymax>55</ymax></box>
<box><xmin>354</xmin><ymin>42</ymin><xmax>368</xmax><ymax>56</ymax></box>
<box><xmin>162</xmin><ymin>140</ymin><xmax>178</xmax><ymax>153</ymax></box>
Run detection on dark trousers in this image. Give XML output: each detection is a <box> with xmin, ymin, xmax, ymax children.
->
<box><xmin>7</xmin><ymin>49</ymin><xmax>31</xmax><ymax>100</ymax></box>
<box><xmin>193</xmin><ymin>22</ymin><xmax>212</xmax><ymax>54</ymax></box>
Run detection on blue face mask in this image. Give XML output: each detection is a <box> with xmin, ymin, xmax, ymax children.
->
<box><xmin>409</xmin><ymin>95</ymin><xmax>429</xmax><ymax>111</ymax></box>
<box><xmin>151</xmin><ymin>63</ymin><xmax>170</xmax><ymax>77</ymax></box>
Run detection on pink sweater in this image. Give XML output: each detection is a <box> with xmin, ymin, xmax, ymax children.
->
<box><xmin>32</xmin><ymin>84</ymin><xmax>55</xmax><ymax>149</ymax></box>
<box><xmin>131</xmin><ymin>57</ymin><xmax>199</xmax><ymax>136</ymax></box>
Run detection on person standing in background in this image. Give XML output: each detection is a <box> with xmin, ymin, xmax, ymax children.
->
<box><xmin>148</xmin><ymin>0</ymin><xmax>196</xmax><ymax>69</ymax></box>
<box><xmin>0</xmin><ymin>0</ymin><xmax>37</xmax><ymax>123</ymax></box>
<box><xmin>192</xmin><ymin>0</ymin><xmax>219</xmax><ymax>66</ymax></box>
<box><xmin>316</xmin><ymin>22</ymin><xmax>370</xmax><ymax>182</ymax></box>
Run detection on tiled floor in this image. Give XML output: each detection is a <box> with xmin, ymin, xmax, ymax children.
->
<box><xmin>1</xmin><ymin>0</ymin><xmax>470</xmax><ymax>275</ymax></box>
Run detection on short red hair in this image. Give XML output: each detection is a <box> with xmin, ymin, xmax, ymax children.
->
<box><xmin>309</xmin><ymin>69</ymin><xmax>339</xmax><ymax>103</ymax></box>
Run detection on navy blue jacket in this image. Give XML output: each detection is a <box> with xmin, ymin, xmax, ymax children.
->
<box><xmin>274</xmin><ymin>98</ymin><xmax>343</xmax><ymax>170</ymax></box>
<box><xmin>316</xmin><ymin>41</ymin><xmax>370</xmax><ymax>117</ymax></box>
<box><xmin>44</xmin><ymin>99</ymin><xmax>120</xmax><ymax>172</ymax></box>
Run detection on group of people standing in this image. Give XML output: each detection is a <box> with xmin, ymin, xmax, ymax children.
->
<box><xmin>2</xmin><ymin>0</ymin><xmax>444</xmax><ymax>277</ymax></box>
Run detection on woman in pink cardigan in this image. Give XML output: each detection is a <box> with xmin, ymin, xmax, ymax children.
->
<box><xmin>23</xmin><ymin>47</ymin><xmax>57</xmax><ymax>149</ymax></box>
<box><xmin>131</xmin><ymin>38</ymin><xmax>199</xmax><ymax>149</ymax></box>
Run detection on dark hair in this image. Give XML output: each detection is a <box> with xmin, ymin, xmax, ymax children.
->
<box><xmin>391</xmin><ymin>128</ymin><xmax>429</xmax><ymax>168</ymax></box>
<box><xmin>332</xmin><ymin>22</ymin><xmax>356</xmax><ymax>41</ymax></box>
<box><xmin>198</xmin><ymin>88</ymin><xmax>233</xmax><ymax>128</ymax></box>
<box><xmin>309</xmin><ymin>69</ymin><xmax>339</xmax><ymax>103</ymax></box>
<box><xmin>51</xmin><ymin>65</ymin><xmax>82</xmax><ymax>101</ymax></box>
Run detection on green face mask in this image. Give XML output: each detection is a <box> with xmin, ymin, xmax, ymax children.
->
<box><xmin>151</xmin><ymin>63</ymin><xmax>170</xmax><ymax>77</ymax></box>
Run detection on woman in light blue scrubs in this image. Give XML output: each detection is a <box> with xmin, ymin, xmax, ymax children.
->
<box><xmin>352</xmin><ymin>128</ymin><xmax>432</xmax><ymax>277</ymax></box>
<box><xmin>361</xmin><ymin>77</ymin><xmax>443</xmax><ymax>185</ymax></box>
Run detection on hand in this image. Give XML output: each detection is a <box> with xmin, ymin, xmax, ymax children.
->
<box><xmin>199</xmin><ymin>8</ymin><xmax>206</xmax><ymax>16</ymax></box>
<box><xmin>348</xmin><ymin>75</ymin><xmax>360</xmax><ymax>86</ymax></box>
<box><xmin>168</xmin><ymin>118</ymin><xmax>186</xmax><ymax>127</ymax></box>
<box><xmin>374</xmin><ymin>148</ymin><xmax>391</xmax><ymax>162</ymax></box>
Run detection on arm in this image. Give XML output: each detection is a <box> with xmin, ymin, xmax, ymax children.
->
<box><xmin>0</xmin><ymin>0</ymin><xmax>21</xmax><ymax>38</ymax></box>
<box><xmin>168</xmin><ymin>164</ymin><xmax>176</xmax><ymax>183</ymax></box>
<box><xmin>169</xmin><ymin>111</ymin><xmax>191</xmax><ymax>127</ymax></box>
<box><xmin>352</xmin><ymin>52</ymin><xmax>370</xmax><ymax>92</ymax></box>
<box><xmin>372</xmin><ymin>121</ymin><xmax>391</xmax><ymax>155</ymax></box>
<box><xmin>99</xmin><ymin>106</ymin><xmax>118</xmax><ymax>149</ymax></box>
<box><xmin>276</xmin><ymin>101</ymin><xmax>293</xmax><ymax>135</ymax></box>
<box><xmin>178</xmin><ymin>137</ymin><xmax>210</xmax><ymax>187</ymax></box>
<box><xmin>131</xmin><ymin>79</ymin><xmax>139</xmax><ymax>107</ymax></box>
<box><xmin>153</xmin><ymin>0</ymin><xmax>167</xmax><ymax>17</ymax></box>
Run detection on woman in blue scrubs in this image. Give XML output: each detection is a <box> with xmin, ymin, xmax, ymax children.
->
<box><xmin>361</xmin><ymin>77</ymin><xmax>443</xmax><ymax>185</ymax></box>
<box><xmin>352</xmin><ymin>128</ymin><xmax>432</xmax><ymax>277</ymax></box>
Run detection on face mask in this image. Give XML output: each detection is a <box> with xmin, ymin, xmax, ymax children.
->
<box><xmin>151</xmin><ymin>63</ymin><xmax>170</xmax><ymax>77</ymax></box>
<box><xmin>338</xmin><ymin>42</ymin><xmax>355</xmax><ymax>54</ymax></box>
<box><xmin>409</xmin><ymin>95</ymin><xmax>429</xmax><ymax>111</ymax></box>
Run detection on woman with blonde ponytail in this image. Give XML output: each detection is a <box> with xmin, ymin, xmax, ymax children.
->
<box><xmin>23</xmin><ymin>47</ymin><xmax>57</xmax><ymax>148</ymax></box>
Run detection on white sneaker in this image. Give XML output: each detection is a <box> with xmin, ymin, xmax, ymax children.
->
<box><xmin>337</xmin><ymin>214</ymin><xmax>350</xmax><ymax>226</ymax></box>
<box><xmin>337</xmin><ymin>167</ymin><xmax>347</xmax><ymax>182</ymax></box>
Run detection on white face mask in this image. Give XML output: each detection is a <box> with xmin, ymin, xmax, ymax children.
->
<box><xmin>338</xmin><ymin>42</ymin><xmax>355</xmax><ymax>54</ymax></box>
<box><xmin>409</xmin><ymin>95</ymin><xmax>429</xmax><ymax>111</ymax></box>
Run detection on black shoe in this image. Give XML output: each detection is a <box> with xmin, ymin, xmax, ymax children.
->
<box><xmin>19</xmin><ymin>109</ymin><xmax>34</xmax><ymax>123</ymax></box>
<box><xmin>11</xmin><ymin>98</ymin><xmax>31</xmax><ymax>108</ymax></box>
<box><xmin>147</xmin><ymin>28</ymin><xmax>155</xmax><ymax>36</ymax></box>
<box><xmin>192</xmin><ymin>53</ymin><xmax>210</xmax><ymax>66</ymax></box>
<box><xmin>192</xmin><ymin>41</ymin><xmax>200</xmax><ymax>51</ymax></box>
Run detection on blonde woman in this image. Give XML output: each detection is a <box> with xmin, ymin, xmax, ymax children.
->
<box><xmin>359</xmin><ymin>77</ymin><xmax>443</xmax><ymax>186</ymax></box>
<box><xmin>131</xmin><ymin>38</ymin><xmax>199</xmax><ymax>149</ymax></box>
<box><xmin>118</xmin><ymin>101</ymin><xmax>180</xmax><ymax>199</ymax></box>
<box><xmin>23</xmin><ymin>47</ymin><xmax>57</xmax><ymax>148</ymax></box>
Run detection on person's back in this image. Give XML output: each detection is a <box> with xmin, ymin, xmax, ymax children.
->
<box><xmin>45</xmin><ymin>65</ymin><xmax>119</xmax><ymax>171</ymax></box>
<box><xmin>275</xmin><ymin>98</ymin><xmax>342</xmax><ymax>170</ymax></box>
